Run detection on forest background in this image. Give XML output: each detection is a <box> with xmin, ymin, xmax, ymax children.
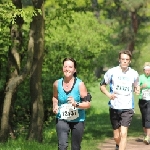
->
<box><xmin>0</xmin><ymin>0</ymin><xmax>150</xmax><ymax>149</ymax></box>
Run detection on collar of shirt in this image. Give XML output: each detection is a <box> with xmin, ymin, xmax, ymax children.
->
<box><xmin>118</xmin><ymin>65</ymin><xmax>129</xmax><ymax>73</ymax></box>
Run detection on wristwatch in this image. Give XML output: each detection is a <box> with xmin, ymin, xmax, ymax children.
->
<box><xmin>76</xmin><ymin>102</ymin><xmax>80</xmax><ymax>107</ymax></box>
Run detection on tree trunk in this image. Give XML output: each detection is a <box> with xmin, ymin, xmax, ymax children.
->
<box><xmin>27</xmin><ymin>0</ymin><xmax>44</xmax><ymax>142</ymax></box>
<box><xmin>0</xmin><ymin>0</ymin><xmax>23</xmax><ymax>142</ymax></box>
<box><xmin>127</xmin><ymin>11</ymin><xmax>139</xmax><ymax>53</ymax></box>
<box><xmin>0</xmin><ymin>76</ymin><xmax>26</xmax><ymax>142</ymax></box>
<box><xmin>0</xmin><ymin>0</ymin><xmax>35</xmax><ymax>142</ymax></box>
<box><xmin>91</xmin><ymin>0</ymin><xmax>100</xmax><ymax>19</ymax></box>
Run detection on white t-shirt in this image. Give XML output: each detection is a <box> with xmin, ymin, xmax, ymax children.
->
<box><xmin>104</xmin><ymin>66</ymin><xmax>139</xmax><ymax>109</ymax></box>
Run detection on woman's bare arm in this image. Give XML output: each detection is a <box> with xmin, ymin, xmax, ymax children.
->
<box><xmin>52</xmin><ymin>80</ymin><xmax>58</xmax><ymax>114</ymax></box>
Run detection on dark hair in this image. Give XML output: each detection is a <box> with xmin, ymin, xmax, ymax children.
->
<box><xmin>63</xmin><ymin>58</ymin><xmax>77</xmax><ymax>77</ymax></box>
<box><xmin>119</xmin><ymin>50</ymin><xmax>132</xmax><ymax>59</ymax></box>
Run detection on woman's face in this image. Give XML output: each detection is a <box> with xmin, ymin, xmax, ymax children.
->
<box><xmin>63</xmin><ymin>60</ymin><xmax>76</xmax><ymax>78</ymax></box>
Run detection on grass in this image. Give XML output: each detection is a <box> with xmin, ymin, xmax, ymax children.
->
<box><xmin>0</xmin><ymin>82</ymin><xmax>143</xmax><ymax>150</ymax></box>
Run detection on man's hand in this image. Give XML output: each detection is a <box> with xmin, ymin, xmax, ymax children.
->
<box><xmin>134</xmin><ymin>86</ymin><xmax>140</xmax><ymax>95</ymax></box>
<box><xmin>108</xmin><ymin>93</ymin><xmax>117</xmax><ymax>100</ymax></box>
<box><xmin>141</xmin><ymin>83</ymin><xmax>147</xmax><ymax>89</ymax></box>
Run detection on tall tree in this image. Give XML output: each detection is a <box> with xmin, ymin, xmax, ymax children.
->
<box><xmin>114</xmin><ymin>0</ymin><xmax>146</xmax><ymax>53</ymax></box>
<box><xmin>0</xmin><ymin>0</ymin><xmax>23</xmax><ymax>142</ymax></box>
<box><xmin>91</xmin><ymin>0</ymin><xmax>100</xmax><ymax>19</ymax></box>
<box><xmin>27</xmin><ymin>0</ymin><xmax>45</xmax><ymax>142</ymax></box>
<box><xmin>0</xmin><ymin>0</ymin><xmax>34</xmax><ymax>142</ymax></box>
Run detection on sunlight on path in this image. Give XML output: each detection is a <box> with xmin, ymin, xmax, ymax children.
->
<box><xmin>98</xmin><ymin>137</ymin><xmax>150</xmax><ymax>150</ymax></box>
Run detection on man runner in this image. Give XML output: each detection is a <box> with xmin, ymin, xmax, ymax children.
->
<box><xmin>100</xmin><ymin>50</ymin><xmax>140</xmax><ymax>150</ymax></box>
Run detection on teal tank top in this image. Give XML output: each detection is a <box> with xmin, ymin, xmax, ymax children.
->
<box><xmin>56</xmin><ymin>77</ymin><xmax>85</xmax><ymax>122</ymax></box>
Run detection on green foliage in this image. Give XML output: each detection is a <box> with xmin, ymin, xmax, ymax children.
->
<box><xmin>14</xmin><ymin>78</ymin><xmax>31</xmax><ymax>129</ymax></box>
<box><xmin>0</xmin><ymin>2</ymin><xmax>13</xmax><ymax>89</ymax></box>
<box><xmin>0</xmin><ymin>2</ymin><xmax>37</xmax><ymax>24</ymax></box>
<box><xmin>44</xmin><ymin>10</ymin><xmax>114</xmax><ymax>85</ymax></box>
<box><xmin>75</xmin><ymin>0</ymin><xmax>91</xmax><ymax>7</ymax></box>
<box><xmin>0</xmin><ymin>2</ymin><xmax>39</xmax><ymax>91</ymax></box>
<box><xmin>45</xmin><ymin>0</ymin><xmax>76</xmax><ymax>27</ymax></box>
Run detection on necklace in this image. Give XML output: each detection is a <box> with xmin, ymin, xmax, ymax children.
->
<box><xmin>65</xmin><ymin>82</ymin><xmax>69</xmax><ymax>88</ymax></box>
<box><xmin>64</xmin><ymin>78</ymin><xmax>74</xmax><ymax>89</ymax></box>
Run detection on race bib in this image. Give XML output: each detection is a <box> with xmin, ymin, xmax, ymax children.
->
<box><xmin>142</xmin><ymin>89</ymin><xmax>150</xmax><ymax>100</ymax></box>
<box><xmin>114</xmin><ymin>81</ymin><xmax>131</xmax><ymax>96</ymax></box>
<box><xmin>59</xmin><ymin>104</ymin><xmax>79</xmax><ymax>121</ymax></box>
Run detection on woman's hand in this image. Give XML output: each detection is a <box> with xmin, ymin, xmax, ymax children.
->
<box><xmin>67</xmin><ymin>96</ymin><xmax>76</xmax><ymax>107</ymax></box>
<box><xmin>53</xmin><ymin>105</ymin><xmax>58</xmax><ymax>114</ymax></box>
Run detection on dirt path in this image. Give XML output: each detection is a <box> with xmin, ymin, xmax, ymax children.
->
<box><xmin>98</xmin><ymin>136</ymin><xmax>150</xmax><ymax>150</ymax></box>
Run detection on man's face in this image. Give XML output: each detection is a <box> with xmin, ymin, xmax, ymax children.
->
<box><xmin>144</xmin><ymin>68</ymin><xmax>150</xmax><ymax>76</ymax></box>
<box><xmin>119</xmin><ymin>54</ymin><xmax>131</xmax><ymax>69</ymax></box>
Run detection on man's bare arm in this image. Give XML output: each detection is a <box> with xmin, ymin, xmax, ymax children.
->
<box><xmin>100</xmin><ymin>84</ymin><xmax>116</xmax><ymax>100</ymax></box>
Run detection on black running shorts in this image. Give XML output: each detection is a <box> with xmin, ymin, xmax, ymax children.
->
<box><xmin>139</xmin><ymin>99</ymin><xmax>150</xmax><ymax>128</ymax></box>
<box><xmin>109</xmin><ymin>108</ymin><xmax>134</xmax><ymax>130</ymax></box>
